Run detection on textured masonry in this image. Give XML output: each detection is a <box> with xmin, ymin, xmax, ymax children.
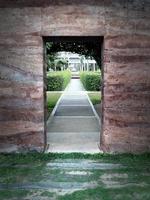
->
<box><xmin>0</xmin><ymin>0</ymin><xmax>150</xmax><ymax>153</ymax></box>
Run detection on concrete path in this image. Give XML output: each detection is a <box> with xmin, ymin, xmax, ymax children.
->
<box><xmin>47</xmin><ymin>79</ymin><xmax>100</xmax><ymax>153</ymax></box>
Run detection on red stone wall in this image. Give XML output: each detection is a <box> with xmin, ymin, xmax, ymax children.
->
<box><xmin>0</xmin><ymin>0</ymin><xmax>149</xmax><ymax>152</ymax></box>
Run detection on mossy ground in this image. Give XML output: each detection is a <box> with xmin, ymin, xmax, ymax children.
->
<box><xmin>0</xmin><ymin>153</ymin><xmax>149</xmax><ymax>200</ymax></box>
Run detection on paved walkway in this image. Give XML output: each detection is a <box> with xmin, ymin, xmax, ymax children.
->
<box><xmin>47</xmin><ymin>79</ymin><xmax>100</xmax><ymax>153</ymax></box>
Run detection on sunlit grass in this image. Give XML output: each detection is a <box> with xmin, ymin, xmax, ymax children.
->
<box><xmin>46</xmin><ymin>91</ymin><xmax>62</xmax><ymax>116</ymax></box>
<box><xmin>88</xmin><ymin>92</ymin><xmax>101</xmax><ymax>105</ymax></box>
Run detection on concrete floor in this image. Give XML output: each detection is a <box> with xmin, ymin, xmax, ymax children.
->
<box><xmin>47</xmin><ymin>79</ymin><xmax>100</xmax><ymax>153</ymax></box>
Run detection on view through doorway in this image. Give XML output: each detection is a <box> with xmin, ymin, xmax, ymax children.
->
<box><xmin>44</xmin><ymin>37</ymin><xmax>103</xmax><ymax>153</ymax></box>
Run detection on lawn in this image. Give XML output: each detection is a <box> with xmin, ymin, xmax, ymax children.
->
<box><xmin>47</xmin><ymin>91</ymin><xmax>62</xmax><ymax>117</ymax></box>
<box><xmin>0</xmin><ymin>153</ymin><xmax>149</xmax><ymax>200</ymax></box>
<box><xmin>88</xmin><ymin>92</ymin><xmax>101</xmax><ymax>105</ymax></box>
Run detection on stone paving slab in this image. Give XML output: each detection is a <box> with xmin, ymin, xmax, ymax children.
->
<box><xmin>47</xmin><ymin>131</ymin><xmax>100</xmax><ymax>153</ymax></box>
<box><xmin>47</xmin><ymin>142</ymin><xmax>100</xmax><ymax>153</ymax></box>
<box><xmin>54</xmin><ymin>105</ymin><xmax>94</xmax><ymax>116</ymax></box>
<box><xmin>46</xmin><ymin>159</ymin><xmax>122</xmax><ymax>170</ymax></box>
<box><xmin>62</xmin><ymin>95</ymin><xmax>87</xmax><ymax>100</ymax></box>
<box><xmin>59</xmin><ymin>99</ymin><xmax>89</xmax><ymax>106</ymax></box>
<box><xmin>47</xmin><ymin>132</ymin><xmax>99</xmax><ymax>143</ymax></box>
<box><xmin>65</xmin><ymin>79</ymin><xmax>85</xmax><ymax>92</ymax></box>
<box><xmin>47</xmin><ymin>117</ymin><xmax>100</xmax><ymax>132</ymax></box>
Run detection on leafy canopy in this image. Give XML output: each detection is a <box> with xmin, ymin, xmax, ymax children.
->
<box><xmin>46</xmin><ymin>41</ymin><xmax>101</xmax><ymax>68</ymax></box>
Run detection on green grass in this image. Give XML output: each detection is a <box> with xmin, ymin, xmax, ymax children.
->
<box><xmin>46</xmin><ymin>91</ymin><xmax>62</xmax><ymax>116</ymax></box>
<box><xmin>0</xmin><ymin>153</ymin><xmax>149</xmax><ymax>164</ymax></box>
<box><xmin>58</xmin><ymin>186</ymin><xmax>150</xmax><ymax>200</ymax></box>
<box><xmin>0</xmin><ymin>153</ymin><xmax>149</xmax><ymax>200</ymax></box>
<box><xmin>88</xmin><ymin>92</ymin><xmax>101</xmax><ymax>105</ymax></box>
<box><xmin>0</xmin><ymin>190</ymin><xmax>31</xmax><ymax>199</ymax></box>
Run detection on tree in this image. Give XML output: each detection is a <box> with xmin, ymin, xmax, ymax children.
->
<box><xmin>46</xmin><ymin>53</ymin><xmax>57</xmax><ymax>71</ymax></box>
<box><xmin>55</xmin><ymin>59</ymin><xmax>68</xmax><ymax>71</ymax></box>
<box><xmin>46</xmin><ymin>41</ymin><xmax>101</xmax><ymax>68</ymax></box>
<box><xmin>46</xmin><ymin>43</ymin><xmax>57</xmax><ymax>71</ymax></box>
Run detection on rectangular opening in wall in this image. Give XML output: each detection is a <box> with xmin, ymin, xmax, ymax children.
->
<box><xmin>43</xmin><ymin>36</ymin><xmax>104</xmax><ymax>153</ymax></box>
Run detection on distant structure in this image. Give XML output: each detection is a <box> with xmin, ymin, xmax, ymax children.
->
<box><xmin>57</xmin><ymin>52</ymin><xmax>97</xmax><ymax>71</ymax></box>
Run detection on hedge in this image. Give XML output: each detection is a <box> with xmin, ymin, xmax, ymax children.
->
<box><xmin>80</xmin><ymin>71</ymin><xmax>101</xmax><ymax>91</ymax></box>
<box><xmin>47</xmin><ymin>70</ymin><xmax>71</xmax><ymax>91</ymax></box>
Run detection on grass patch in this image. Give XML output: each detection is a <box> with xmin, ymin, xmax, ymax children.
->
<box><xmin>88</xmin><ymin>92</ymin><xmax>101</xmax><ymax>105</ymax></box>
<box><xmin>58</xmin><ymin>186</ymin><xmax>150</xmax><ymax>200</ymax></box>
<box><xmin>0</xmin><ymin>190</ymin><xmax>31</xmax><ymax>199</ymax></box>
<box><xmin>46</xmin><ymin>91</ymin><xmax>62</xmax><ymax>117</ymax></box>
<box><xmin>0</xmin><ymin>153</ymin><xmax>149</xmax><ymax>200</ymax></box>
<box><xmin>0</xmin><ymin>153</ymin><xmax>149</xmax><ymax>165</ymax></box>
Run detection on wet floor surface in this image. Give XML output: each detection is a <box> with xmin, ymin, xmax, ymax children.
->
<box><xmin>0</xmin><ymin>157</ymin><xmax>150</xmax><ymax>200</ymax></box>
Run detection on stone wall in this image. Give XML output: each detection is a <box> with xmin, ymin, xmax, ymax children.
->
<box><xmin>0</xmin><ymin>0</ymin><xmax>150</xmax><ymax>153</ymax></box>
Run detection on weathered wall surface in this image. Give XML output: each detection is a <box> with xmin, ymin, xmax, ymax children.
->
<box><xmin>0</xmin><ymin>8</ymin><xmax>45</xmax><ymax>152</ymax></box>
<box><xmin>0</xmin><ymin>0</ymin><xmax>150</xmax><ymax>153</ymax></box>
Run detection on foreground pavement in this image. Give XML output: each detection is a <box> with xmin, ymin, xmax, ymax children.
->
<box><xmin>0</xmin><ymin>154</ymin><xmax>150</xmax><ymax>200</ymax></box>
<box><xmin>47</xmin><ymin>79</ymin><xmax>100</xmax><ymax>153</ymax></box>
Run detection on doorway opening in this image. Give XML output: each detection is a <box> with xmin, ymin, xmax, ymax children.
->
<box><xmin>43</xmin><ymin>36</ymin><xmax>104</xmax><ymax>153</ymax></box>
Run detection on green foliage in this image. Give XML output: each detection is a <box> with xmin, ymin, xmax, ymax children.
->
<box><xmin>46</xmin><ymin>39</ymin><xmax>102</xmax><ymax>68</ymax></box>
<box><xmin>47</xmin><ymin>74</ymin><xmax>63</xmax><ymax>91</ymax></box>
<box><xmin>55</xmin><ymin>59</ymin><xmax>68</xmax><ymax>71</ymax></box>
<box><xmin>80</xmin><ymin>71</ymin><xmax>101</xmax><ymax>91</ymax></box>
<box><xmin>46</xmin><ymin>55</ymin><xmax>68</xmax><ymax>71</ymax></box>
<box><xmin>61</xmin><ymin>70</ymin><xmax>71</xmax><ymax>89</ymax></box>
<box><xmin>46</xmin><ymin>53</ymin><xmax>57</xmax><ymax>71</ymax></box>
<box><xmin>46</xmin><ymin>43</ymin><xmax>69</xmax><ymax>71</ymax></box>
<box><xmin>47</xmin><ymin>70</ymin><xmax>71</xmax><ymax>91</ymax></box>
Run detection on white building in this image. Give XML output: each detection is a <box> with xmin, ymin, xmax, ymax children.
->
<box><xmin>57</xmin><ymin>52</ymin><xmax>97</xmax><ymax>71</ymax></box>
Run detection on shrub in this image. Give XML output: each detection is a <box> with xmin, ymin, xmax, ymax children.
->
<box><xmin>80</xmin><ymin>71</ymin><xmax>101</xmax><ymax>91</ymax></box>
<box><xmin>47</xmin><ymin>70</ymin><xmax>71</xmax><ymax>91</ymax></box>
<box><xmin>47</xmin><ymin>75</ymin><xmax>63</xmax><ymax>91</ymax></box>
<box><xmin>61</xmin><ymin>70</ymin><xmax>72</xmax><ymax>89</ymax></box>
